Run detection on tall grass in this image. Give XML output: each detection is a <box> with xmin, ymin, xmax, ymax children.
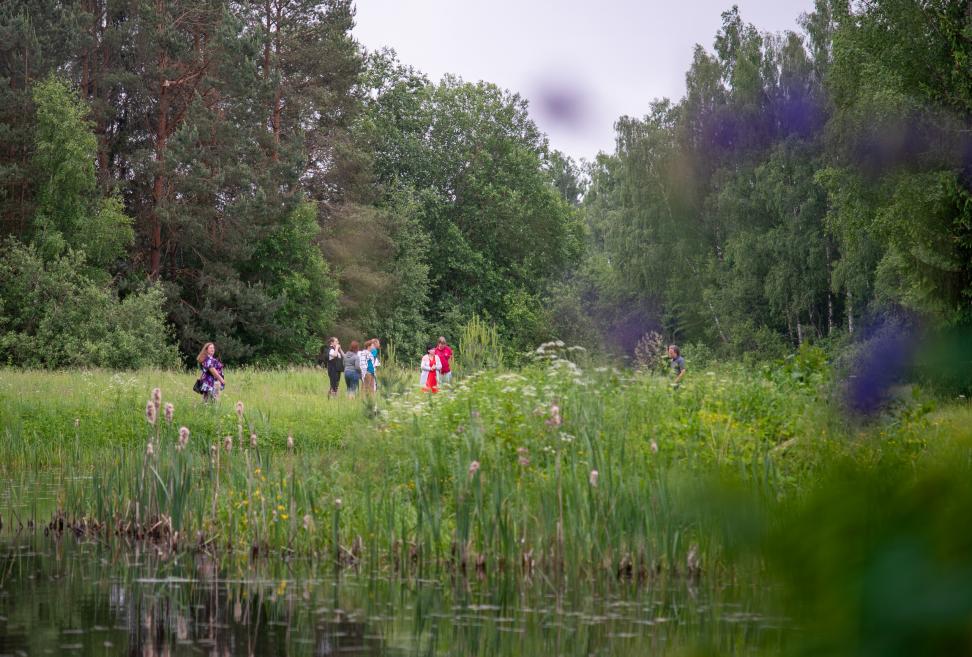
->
<box><xmin>2</xmin><ymin>347</ymin><xmax>970</xmax><ymax>586</ymax></box>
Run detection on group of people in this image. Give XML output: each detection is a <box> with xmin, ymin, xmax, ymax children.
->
<box><xmin>324</xmin><ymin>337</ymin><xmax>381</xmax><ymax>397</ymax></box>
<box><xmin>192</xmin><ymin>337</ymin><xmax>681</xmax><ymax>402</ymax></box>
<box><xmin>420</xmin><ymin>337</ymin><xmax>453</xmax><ymax>393</ymax></box>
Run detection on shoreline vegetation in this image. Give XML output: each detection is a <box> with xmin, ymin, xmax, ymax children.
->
<box><xmin>3</xmin><ymin>345</ymin><xmax>971</xmax><ymax>581</ymax></box>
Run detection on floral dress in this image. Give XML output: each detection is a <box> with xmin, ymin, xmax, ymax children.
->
<box><xmin>200</xmin><ymin>355</ymin><xmax>224</xmax><ymax>394</ymax></box>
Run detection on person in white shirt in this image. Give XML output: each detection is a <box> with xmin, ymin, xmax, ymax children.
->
<box><xmin>326</xmin><ymin>337</ymin><xmax>343</xmax><ymax>397</ymax></box>
<box><xmin>420</xmin><ymin>343</ymin><xmax>442</xmax><ymax>392</ymax></box>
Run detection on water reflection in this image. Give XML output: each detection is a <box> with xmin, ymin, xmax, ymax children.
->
<box><xmin>0</xmin><ymin>532</ymin><xmax>782</xmax><ymax>656</ymax></box>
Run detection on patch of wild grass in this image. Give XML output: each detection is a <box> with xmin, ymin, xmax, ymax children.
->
<box><xmin>2</xmin><ymin>348</ymin><xmax>971</xmax><ymax>587</ymax></box>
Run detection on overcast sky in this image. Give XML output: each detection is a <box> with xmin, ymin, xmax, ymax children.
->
<box><xmin>353</xmin><ymin>0</ymin><xmax>815</xmax><ymax>162</ymax></box>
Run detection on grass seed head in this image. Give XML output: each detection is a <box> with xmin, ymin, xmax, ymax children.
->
<box><xmin>235</xmin><ymin>400</ymin><xmax>244</xmax><ymax>419</ymax></box>
<box><xmin>177</xmin><ymin>426</ymin><xmax>190</xmax><ymax>450</ymax></box>
<box><xmin>250</xmin><ymin>433</ymin><xmax>257</xmax><ymax>448</ymax></box>
<box><xmin>146</xmin><ymin>441</ymin><xmax>154</xmax><ymax>457</ymax></box>
<box><xmin>287</xmin><ymin>434</ymin><xmax>294</xmax><ymax>451</ymax></box>
<box><xmin>223</xmin><ymin>436</ymin><xmax>233</xmax><ymax>453</ymax></box>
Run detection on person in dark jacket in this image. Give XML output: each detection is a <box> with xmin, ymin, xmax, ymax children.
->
<box><xmin>326</xmin><ymin>337</ymin><xmax>343</xmax><ymax>397</ymax></box>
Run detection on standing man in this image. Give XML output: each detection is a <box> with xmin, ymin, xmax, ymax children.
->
<box><xmin>435</xmin><ymin>336</ymin><xmax>454</xmax><ymax>385</ymax></box>
<box><xmin>668</xmin><ymin>344</ymin><xmax>686</xmax><ymax>387</ymax></box>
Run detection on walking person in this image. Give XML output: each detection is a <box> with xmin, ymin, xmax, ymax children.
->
<box><xmin>420</xmin><ymin>343</ymin><xmax>441</xmax><ymax>393</ymax></box>
<box><xmin>326</xmin><ymin>337</ymin><xmax>343</xmax><ymax>397</ymax></box>
<box><xmin>195</xmin><ymin>342</ymin><xmax>225</xmax><ymax>402</ymax></box>
<box><xmin>434</xmin><ymin>336</ymin><xmax>453</xmax><ymax>385</ymax></box>
<box><xmin>344</xmin><ymin>340</ymin><xmax>362</xmax><ymax>396</ymax></box>
<box><xmin>668</xmin><ymin>344</ymin><xmax>686</xmax><ymax>387</ymax></box>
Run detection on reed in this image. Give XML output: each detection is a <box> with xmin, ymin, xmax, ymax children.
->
<box><xmin>2</xmin><ymin>346</ymin><xmax>970</xmax><ymax>586</ymax></box>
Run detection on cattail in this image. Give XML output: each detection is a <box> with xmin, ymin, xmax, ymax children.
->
<box><xmin>650</xmin><ymin>440</ymin><xmax>659</xmax><ymax>453</ymax></box>
<box><xmin>468</xmin><ymin>460</ymin><xmax>480</xmax><ymax>479</ymax></box>
<box><xmin>177</xmin><ymin>426</ymin><xmax>190</xmax><ymax>451</ymax></box>
<box><xmin>151</xmin><ymin>387</ymin><xmax>162</xmax><ymax>411</ymax></box>
<box><xmin>250</xmin><ymin>433</ymin><xmax>257</xmax><ymax>448</ymax></box>
<box><xmin>287</xmin><ymin>434</ymin><xmax>294</xmax><ymax>451</ymax></box>
<box><xmin>145</xmin><ymin>400</ymin><xmax>157</xmax><ymax>425</ymax></box>
<box><xmin>589</xmin><ymin>469</ymin><xmax>599</xmax><ymax>488</ymax></box>
<box><xmin>223</xmin><ymin>436</ymin><xmax>233</xmax><ymax>453</ymax></box>
<box><xmin>235</xmin><ymin>400</ymin><xmax>244</xmax><ymax>420</ymax></box>
<box><xmin>146</xmin><ymin>442</ymin><xmax>154</xmax><ymax>457</ymax></box>
<box><xmin>517</xmin><ymin>447</ymin><xmax>530</xmax><ymax>467</ymax></box>
<box><xmin>164</xmin><ymin>403</ymin><xmax>174</xmax><ymax>424</ymax></box>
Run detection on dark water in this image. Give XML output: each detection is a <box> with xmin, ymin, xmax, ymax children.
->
<box><xmin>0</xmin><ymin>534</ymin><xmax>784</xmax><ymax>657</ymax></box>
<box><xmin>0</xmin><ymin>480</ymin><xmax>783</xmax><ymax>656</ymax></box>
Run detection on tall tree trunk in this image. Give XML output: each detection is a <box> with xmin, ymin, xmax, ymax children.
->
<box><xmin>825</xmin><ymin>242</ymin><xmax>834</xmax><ymax>336</ymax></box>
<box><xmin>827</xmin><ymin>293</ymin><xmax>834</xmax><ymax>336</ymax></box>
<box><xmin>271</xmin><ymin>88</ymin><xmax>282</xmax><ymax>161</ymax></box>
<box><xmin>796</xmin><ymin>317</ymin><xmax>804</xmax><ymax>346</ymax></box>
<box><xmin>150</xmin><ymin>57</ymin><xmax>169</xmax><ymax>279</ymax></box>
<box><xmin>846</xmin><ymin>289</ymin><xmax>854</xmax><ymax>335</ymax></box>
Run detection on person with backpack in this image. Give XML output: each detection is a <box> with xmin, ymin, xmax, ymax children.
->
<box><xmin>326</xmin><ymin>337</ymin><xmax>343</xmax><ymax>397</ymax></box>
<box><xmin>195</xmin><ymin>342</ymin><xmax>225</xmax><ymax>402</ymax></box>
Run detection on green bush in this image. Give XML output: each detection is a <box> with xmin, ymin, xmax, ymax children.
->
<box><xmin>0</xmin><ymin>240</ymin><xmax>179</xmax><ymax>368</ymax></box>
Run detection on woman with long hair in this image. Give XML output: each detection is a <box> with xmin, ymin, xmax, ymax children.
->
<box><xmin>326</xmin><ymin>337</ymin><xmax>343</xmax><ymax>397</ymax></box>
<box><xmin>420</xmin><ymin>343</ymin><xmax>441</xmax><ymax>393</ymax></box>
<box><xmin>196</xmin><ymin>342</ymin><xmax>225</xmax><ymax>402</ymax></box>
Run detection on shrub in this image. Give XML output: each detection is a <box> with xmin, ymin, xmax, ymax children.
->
<box><xmin>0</xmin><ymin>239</ymin><xmax>179</xmax><ymax>368</ymax></box>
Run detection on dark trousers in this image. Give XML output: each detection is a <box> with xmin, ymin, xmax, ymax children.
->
<box><xmin>327</xmin><ymin>367</ymin><xmax>341</xmax><ymax>394</ymax></box>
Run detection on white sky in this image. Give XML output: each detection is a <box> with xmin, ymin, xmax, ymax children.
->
<box><xmin>353</xmin><ymin>0</ymin><xmax>815</xmax><ymax>162</ymax></box>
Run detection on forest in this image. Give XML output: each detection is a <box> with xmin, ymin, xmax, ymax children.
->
<box><xmin>1</xmin><ymin>0</ymin><xmax>970</xmax><ymax>369</ymax></box>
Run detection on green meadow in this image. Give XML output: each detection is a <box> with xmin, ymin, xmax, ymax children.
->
<box><xmin>3</xmin><ymin>347</ymin><xmax>972</xmax><ymax>654</ymax></box>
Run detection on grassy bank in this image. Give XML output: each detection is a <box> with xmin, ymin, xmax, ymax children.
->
<box><xmin>2</xmin><ymin>348</ymin><xmax>971</xmax><ymax>584</ymax></box>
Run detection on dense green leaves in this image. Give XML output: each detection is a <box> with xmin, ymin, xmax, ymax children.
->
<box><xmin>0</xmin><ymin>240</ymin><xmax>177</xmax><ymax>368</ymax></box>
<box><xmin>574</xmin><ymin>0</ymin><xmax>972</xmax><ymax>356</ymax></box>
<box><xmin>356</xmin><ymin>53</ymin><xmax>582</xmax><ymax>351</ymax></box>
<box><xmin>1</xmin><ymin>0</ymin><xmax>969</xmax><ymax>366</ymax></box>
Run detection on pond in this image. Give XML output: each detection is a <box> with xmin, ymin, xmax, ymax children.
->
<box><xmin>0</xmin><ymin>474</ymin><xmax>785</xmax><ymax>656</ymax></box>
<box><xmin>0</xmin><ymin>530</ymin><xmax>784</xmax><ymax>657</ymax></box>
